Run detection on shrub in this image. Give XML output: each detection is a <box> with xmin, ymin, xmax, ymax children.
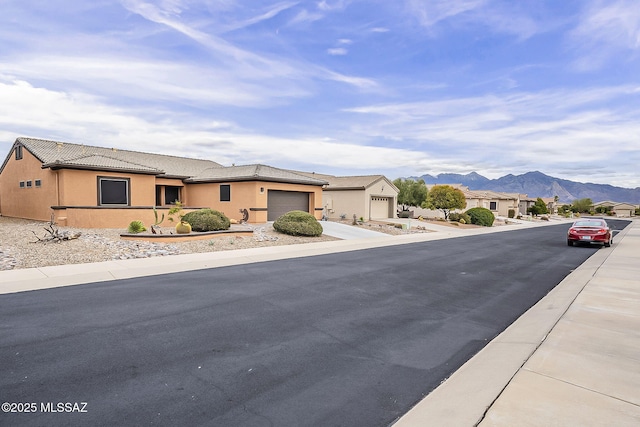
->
<box><xmin>182</xmin><ymin>209</ymin><xmax>230</xmax><ymax>232</ymax></box>
<box><xmin>508</xmin><ymin>209</ymin><xmax>516</xmax><ymax>219</ymax></box>
<box><xmin>273</xmin><ymin>210</ymin><xmax>323</xmax><ymax>237</ymax></box>
<box><xmin>449</xmin><ymin>212</ymin><xmax>471</xmax><ymax>224</ymax></box>
<box><xmin>465</xmin><ymin>207</ymin><xmax>495</xmax><ymax>227</ymax></box>
<box><xmin>127</xmin><ymin>220</ymin><xmax>147</xmax><ymax>234</ymax></box>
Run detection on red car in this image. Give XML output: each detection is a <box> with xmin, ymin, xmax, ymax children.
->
<box><xmin>567</xmin><ymin>219</ymin><xmax>612</xmax><ymax>247</ymax></box>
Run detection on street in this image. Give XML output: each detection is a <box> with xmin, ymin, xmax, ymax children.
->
<box><xmin>0</xmin><ymin>221</ymin><xmax>628</xmax><ymax>426</ymax></box>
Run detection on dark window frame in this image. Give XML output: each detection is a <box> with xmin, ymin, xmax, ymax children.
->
<box><xmin>98</xmin><ymin>176</ymin><xmax>131</xmax><ymax>206</ymax></box>
<box><xmin>490</xmin><ymin>201</ymin><xmax>497</xmax><ymax>211</ymax></box>
<box><xmin>15</xmin><ymin>145</ymin><xmax>23</xmax><ymax>160</ymax></box>
<box><xmin>35</xmin><ymin>179</ymin><xmax>42</xmax><ymax>187</ymax></box>
<box><xmin>26</xmin><ymin>180</ymin><xmax>32</xmax><ymax>188</ymax></box>
<box><xmin>220</xmin><ymin>184</ymin><xmax>231</xmax><ymax>202</ymax></box>
<box><xmin>19</xmin><ymin>181</ymin><xmax>25</xmax><ymax>188</ymax></box>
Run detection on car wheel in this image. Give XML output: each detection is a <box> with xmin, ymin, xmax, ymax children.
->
<box><xmin>567</xmin><ymin>239</ymin><xmax>573</xmax><ymax>246</ymax></box>
<box><xmin>604</xmin><ymin>239</ymin><xmax>611</xmax><ymax>248</ymax></box>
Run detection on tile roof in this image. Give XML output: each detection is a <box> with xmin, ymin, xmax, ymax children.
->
<box><xmin>13</xmin><ymin>137</ymin><xmax>222</xmax><ymax>177</ymax></box>
<box><xmin>295</xmin><ymin>172</ymin><xmax>396</xmax><ymax>190</ymax></box>
<box><xmin>463</xmin><ymin>189</ymin><xmax>520</xmax><ymax>200</ymax></box>
<box><xmin>186</xmin><ymin>164</ymin><xmax>328</xmax><ymax>185</ymax></box>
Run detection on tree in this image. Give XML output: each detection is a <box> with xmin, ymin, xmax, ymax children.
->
<box><xmin>571</xmin><ymin>198</ymin><xmax>593</xmax><ymax>213</ymax></box>
<box><xmin>393</xmin><ymin>178</ymin><xmax>428</xmax><ymax>211</ymax></box>
<box><xmin>423</xmin><ymin>185</ymin><xmax>466</xmax><ymax>220</ymax></box>
<box><xmin>528</xmin><ymin>197</ymin><xmax>549</xmax><ymax>216</ymax></box>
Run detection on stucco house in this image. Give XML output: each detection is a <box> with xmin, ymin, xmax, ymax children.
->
<box><xmin>592</xmin><ymin>201</ymin><xmax>636</xmax><ymax>217</ymax></box>
<box><xmin>0</xmin><ymin>137</ymin><xmax>327</xmax><ymax>228</ymax></box>
<box><xmin>296</xmin><ymin>172</ymin><xmax>398</xmax><ymax>220</ymax></box>
<box><xmin>461</xmin><ymin>189</ymin><xmax>521</xmax><ymax>217</ymax></box>
<box><xmin>519</xmin><ymin>195</ymin><xmax>558</xmax><ymax>216</ymax></box>
<box><xmin>414</xmin><ymin>185</ymin><xmax>521</xmax><ymax>219</ymax></box>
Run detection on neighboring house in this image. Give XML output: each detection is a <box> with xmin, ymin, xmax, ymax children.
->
<box><xmin>461</xmin><ymin>189</ymin><xmax>521</xmax><ymax>217</ymax></box>
<box><xmin>0</xmin><ymin>137</ymin><xmax>327</xmax><ymax>228</ymax></box>
<box><xmin>592</xmin><ymin>201</ymin><xmax>636</xmax><ymax>217</ymax></box>
<box><xmin>296</xmin><ymin>172</ymin><xmax>399</xmax><ymax>220</ymax></box>
<box><xmin>519</xmin><ymin>195</ymin><xmax>558</xmax><ymax>216</ymax></box>
<box><xmin>414</xmin><ymin>185</ymin><xmax>521</xmax><ymax>219</ymax></box>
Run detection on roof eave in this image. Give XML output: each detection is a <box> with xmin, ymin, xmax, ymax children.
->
<box><xmin>185</xmin><ymin>176</ymin><xmax>327</xmax><ymax>186</ymax></box>
<box><xmin>43</xmin><ymin>163</ymin><xmax>163</xmax><ymax>175</ymax></box>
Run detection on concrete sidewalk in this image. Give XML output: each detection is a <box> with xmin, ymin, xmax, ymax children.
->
<box><xmin>394</xmin><ymin>218</ymin><xmax>640</xmax><ymax>426</ymax></box>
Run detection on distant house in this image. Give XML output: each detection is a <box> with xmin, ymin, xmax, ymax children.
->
<box><xmin>413</xmin><ymin>184</ymin><xmax>520</xmax><ymax>219</ymax></box>
<box><xmin>519</xmin><ymin>195</ymin><xmax>558</xmax><ymax>216</ymax></box>
<box><xmin>592</xmin><ymin>201</ymin><xmax>636</xmax><ymax>217</ymax></box>
<box><xmin>296</xmin><ymin>172</ymin><xmax>399</xmax><ymax>220</ymax></box>
<box><xmin>0</xmin><ymin>137</ymin><xmax>327</xmax><ymax>228</ymax></box>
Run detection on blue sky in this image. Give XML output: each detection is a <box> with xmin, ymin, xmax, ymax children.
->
<box><xmin>1</xmin><ymin>0</ymin><xmax>639</xmax><ymax>187</ymax></box>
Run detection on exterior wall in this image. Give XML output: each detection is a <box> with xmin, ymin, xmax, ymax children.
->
<box><xmin>322</xmin><ymin>190</ymin><xmax>366</xmax><ymax>220</ymax></box>
<box><xmin>0</xmin><ymin>148</ymin><xmax>59</xmax><ymax>221</ymax></box>
<box><xmin>57</xmin><ymin>169</ymin><xmax>157</xmax><ymax>207</ymax></box>
<box><xmin>189</xmin><ymin>181</ymin><xmax>323</xmax><ymax>223</ymax></box>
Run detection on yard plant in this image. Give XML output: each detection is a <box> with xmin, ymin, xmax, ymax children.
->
<box><xmin>182</xmin><ymin>209</ymin><xmax>231</xmax><ymax>232</ymax></box>
<box><xmin>273</xmin><ymin>210</ymin><xmax>323</xmax><ymax>237</ymax></box>
<box><xmin>127</xmin><ymin>220</ymin><xmax>147</xmax><ymax>234</ymax></box>
<box><xmin>465</xmin><ymin>207</ymin><xmax>495</xmax><ymax>227</ymax></box>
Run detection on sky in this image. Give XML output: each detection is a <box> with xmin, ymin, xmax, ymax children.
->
<box><xmin>1</xmin><ymin>0</ymin><xmax>639</xmax><ymax>188</ymax></box>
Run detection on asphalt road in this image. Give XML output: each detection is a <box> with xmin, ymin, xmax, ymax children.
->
<box><xmin>0</xmin><ymin>220</ymin><xmax>629</xmax><ymax>426</ymax></box>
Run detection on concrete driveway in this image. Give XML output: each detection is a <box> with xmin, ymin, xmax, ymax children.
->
<box><xmin>319</xmin><ymin>220</ymin><xmax>389</xmax><ymax>239</ymax></box>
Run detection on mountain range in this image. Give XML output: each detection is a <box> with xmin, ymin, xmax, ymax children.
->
<box><xmin>410</xmin><ymin>171</ymin><xmax>640</xmax><ymax>205</ymax></box>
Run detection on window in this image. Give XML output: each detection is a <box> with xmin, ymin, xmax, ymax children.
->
<box><xmin>490</xmin><ymin>201</ymin><xmax>497</xmax><ymax>210</ymax></box>
<box><xmin>99</xmin><ymin>177</ymin><xmax>130</xmax><ymax>205</ymax></box>
<box><xmin>19</xmin><ymin>181</ymin><xmax>25</xmax><ymax>188</ymax></box>
<box><xmin>15</xmin><ymin>145</ymin><xmax>23</xmax><ymax>160</ymax></box>
<box><xmin>26</xmin><ymin>180</ymin><xmax>32</xmax><ymax>188</ymax></box>
<box><xmin>165</xmin><ymin>186</ymin><xmax>181</xmax><ymax>205</ymax></box>
<box><xmin>35</xmin><ymin>180</ymin><xmax>42</xmax><ymax>187</ymax></box>
<box><xmin>220</xmin><ymin>184</ymin><xmax>231</xmax><ymax>202</ymax></box>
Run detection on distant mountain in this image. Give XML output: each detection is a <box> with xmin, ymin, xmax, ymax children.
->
<box><xmin>410</xmin><ymin>171</ymin><xmax>640</xmax><ymax>204</ymax></box>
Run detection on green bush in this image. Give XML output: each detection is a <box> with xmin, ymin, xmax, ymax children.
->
<box><xmin>127</xmin><ymin>220</ymin><xmax>147</xmax><ymax>234</ymax></box>
<box><xmin>465</xmin><ymin>207</ymin><xmax>495</xmax><ymax>227</ymax></box>
<box><xmin>182</xmin><ymin>209</ymin><xmax>230</xmax><ymax>232</ymax></box>
<box><xmin>449</xmin><ymin>212</ymin><xmax>471</xmax><ymax>224</ymax></box>
<box><xmin>508</xmin><ymin>209</ymin><xmax>516</xmax><ymax>219</ymax></box>
<box><xmin>273</xmin><ymin>210</ymin><xmax>323</xmax><ymax>237</ymax></box>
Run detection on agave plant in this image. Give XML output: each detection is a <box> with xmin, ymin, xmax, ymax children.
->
<box><xmin>127</xmin><ymin>220</ymin><xmax>147</xmax><ymax>234</ymax></box>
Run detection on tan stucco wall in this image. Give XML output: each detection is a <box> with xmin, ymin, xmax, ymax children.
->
<box><xmin>0</xmin><ymin>148</ymin><xmax>58</xmax><ymax>221</ymax></box>
<box><xmin>55</xmin><ymin>206</ymin><xmax>203</xmax><ymax>229</ymax></box>
<box><xmin>323</xmin><ymin>190</ymin><xmax>366</xmax><ymax>220</ymax></box>
<box><xmin>188</xmin><ymin>181</ymin><xmax>323</xmax><ymax>223</ymax></box>
<box><xmin>57</xmin><ymin>169</ymin><xmax>157</xmax><ymax>207</ymax></box>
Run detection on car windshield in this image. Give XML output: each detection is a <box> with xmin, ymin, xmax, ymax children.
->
<box><xmin>573</xmin><ymin>220</ymin><xmax>605</xmax><ymax>227</ymax></box>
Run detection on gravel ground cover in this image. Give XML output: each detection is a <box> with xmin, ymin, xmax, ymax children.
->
<box><xmin>0</xmin><ymin>216</ymin><xmax>439</xmax><ymax>271</ymax></box>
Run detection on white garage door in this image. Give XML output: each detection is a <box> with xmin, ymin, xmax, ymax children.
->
<box><xmin>268</xmin><ymin>190</ymin><xmax>310</xmax><ymax>221</ymax></box>
<box><xmin>370</xmin><ymin>197</ymin><xmax>390</xmax><ymax>219</ymax></box>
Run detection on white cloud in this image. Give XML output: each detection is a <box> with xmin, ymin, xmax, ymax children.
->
<box><xmin>406</xmin><ymin>0</ymin><xmax>486</xmax><ymax>28</ymax></box>
<box><xmin>344</xmin><ymin>86</ymin><xmax>640</xmax><ymax>186</ymax></box>
<box><xmin>327</xmin><ymin>48</ymin><xmax>348</xmax><ymax>55</ymax></box>
<box><xmin>568</xmin><ymin>0</ymin><xmax>640</xmax><ymax>70</ymax></box>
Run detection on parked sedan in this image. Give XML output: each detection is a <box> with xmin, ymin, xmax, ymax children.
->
<box><xmin>567</xmin><ymin>219</ymin><xmax>612</xmax><ymax>247</ymax></box>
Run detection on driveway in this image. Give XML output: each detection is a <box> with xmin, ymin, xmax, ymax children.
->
<box><xmin>320</xmin><ymin>220</ymin><xmax>389</xmax><ymax>239</ymax></box>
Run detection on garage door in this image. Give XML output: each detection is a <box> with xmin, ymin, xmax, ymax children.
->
<box><xmin>267</xmin><ymin>191</ymin><xmax>310</xmax><ymax>221</ymax></box>
<box><xmin>370</xmin><ymin>197</ymin><xmax>390</xmax><ymax>219</ymax></box>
